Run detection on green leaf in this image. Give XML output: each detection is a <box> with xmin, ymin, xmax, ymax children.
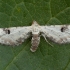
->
<box><xmin>0</xmin><ymin>0</ymin><xmax>70</xmax><ymax>70</ymax></box>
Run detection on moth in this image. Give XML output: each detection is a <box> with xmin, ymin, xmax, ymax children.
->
<box><xmin>0</xmin><ymin>21</ymin><xmax>70</xmax><ymax>52</ymax></box>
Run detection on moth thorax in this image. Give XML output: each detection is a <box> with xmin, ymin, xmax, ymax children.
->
<box><xmin>32</xmin><ymin>27</ymin><xmax>40</xmax><ymax>34</ymax></box>
<box><xmin>30</xmin><ymin>34</ymin><xmax>40</xmax><ymax>52</ymax></box>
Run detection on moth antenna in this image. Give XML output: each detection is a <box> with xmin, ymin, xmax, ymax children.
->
<box><xmin>42</xmin><ymin>34</ymin><xmax>54</xmax><ymax>47</ymax></box>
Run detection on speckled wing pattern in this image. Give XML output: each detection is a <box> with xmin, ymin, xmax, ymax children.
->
<box><xmin>0</xmin><ymin>27</ymin><xmax>31</xmax><ymax>46</ymax></box>
<box><xmin>41</xmin><ymin>25</ymin><xmax>70</xmax><ymax>44</ymax></box>
<box><xmin>0</xmin><ymin>21</ymin><xmax>70</xmax><ymax>52</ymax></box>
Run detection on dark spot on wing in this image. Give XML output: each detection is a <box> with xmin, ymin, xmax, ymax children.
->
<box><xmin>61</xmin><ymin>27</ymin><xmax>64</xmax><ymax>32</ymax></box>
<box><xmin>7</xmin><ymin>30</ymin><xmax>10</xmax><ymax>34</ymax></box>
<box><xmin>3</xmin><ymin>28</ymin><xmax>10</xmax><ymax>34</ymax></box>
<box><xmin>61</xmin><ymin>26</ymin><xmax>67</xmax><ymax>32</ymax></box>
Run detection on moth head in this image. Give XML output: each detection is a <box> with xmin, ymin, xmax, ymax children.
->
<box><xmin>31</xmin><ymin>21</ymin><xmax>41</xmax><ymax>35</ymax></box>
<box><xmin>32</xmin><ymin>20</ymin><xmax>40</xmax><ymax>26</ymax></box>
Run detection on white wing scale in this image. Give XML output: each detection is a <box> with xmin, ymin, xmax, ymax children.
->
<box><xmin>41</xmin><ymin>25</ymin><xmax>70</xmax><ymax>44</ymax></box>
<box><xmin>0</xmin><ymin>27</ymin><xmax>31</xmax><ymax>46</ymax></box>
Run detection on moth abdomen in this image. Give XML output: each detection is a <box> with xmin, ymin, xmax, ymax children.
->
<box><xmin>30</xmin><ymin>34</ymin><xmax>40</xmax><ymax>52</ymax></box>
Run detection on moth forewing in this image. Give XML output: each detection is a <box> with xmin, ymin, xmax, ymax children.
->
<box><xmin>0</xmin><ymin>27</ymin><xmax>32</xmax><ymax>46</ymax></box>
<box><xmin>41</xmin><ymin>25</ymin><xmax>70</xmax><ymax>44</ymax></box>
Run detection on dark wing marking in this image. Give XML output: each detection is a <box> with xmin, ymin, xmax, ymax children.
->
<box><xmin>0</xmin><ymin>26</ymin><xmax>31</xmax><ymax>46</ymax></box>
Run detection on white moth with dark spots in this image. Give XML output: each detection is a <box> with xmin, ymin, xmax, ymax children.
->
<box><xmin>0</xmin><ymin>21</ymin><xmax>70</xmax><ymax>52</ymax></box>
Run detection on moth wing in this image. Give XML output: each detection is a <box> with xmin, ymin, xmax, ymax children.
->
<box><xmin>0</xmin><ymin>26</ymin><xmax>31</xmax><ymax>45</ymax></box>
<box><xmin>41</xmin><ymin>25</ymin><xmax>70</xmax><ymax>44</ymax></box>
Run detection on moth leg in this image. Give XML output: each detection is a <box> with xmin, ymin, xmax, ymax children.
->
<box><xmin>42</xmin><ymin>34</ymin><xmax>54</xmax><ymax>47</ymax></box>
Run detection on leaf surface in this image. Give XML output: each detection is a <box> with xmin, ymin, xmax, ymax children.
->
<box><xmin>0</xmin><ymin>0</ymin><xmax>70</xmax><ymax>70</ymax></box>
